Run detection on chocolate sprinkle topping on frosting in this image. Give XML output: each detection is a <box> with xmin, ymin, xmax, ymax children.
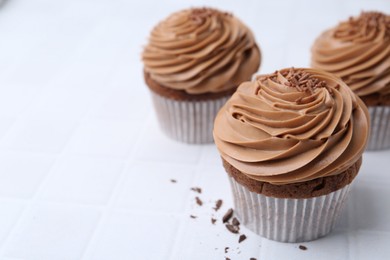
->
<box><xmin>189</xmin><ymin>7</ymin><xmax>231</xmax><ymax>24</ymax></box>
<box><xmin>334</xmin><ymin>11</ymin><xmax>390</xmax><ymax>40</ymax></box>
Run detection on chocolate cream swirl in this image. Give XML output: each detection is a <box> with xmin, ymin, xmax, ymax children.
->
<box><xmin>312</xmin><ymin>11</ymin><xmax>390</xmax><ymax>97</ymax></box>
<box><xmin>213</xmin><ymin>68</ymin><xmax>369</xmax><ymax>185</ymax></box>
<box><xmin>142</xmin><ymin>7</ymin><xmax>261</xmax><ymax>94</ymax></box>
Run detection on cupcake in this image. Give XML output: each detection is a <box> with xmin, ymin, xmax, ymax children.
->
<box><xmin>311</xmin><ymin>11</ymin><xmax>390</xmax><ymax>150</ymax></box>
<box><xmin>213</xmin><ymin>68</ymin><xmax>369</xmax><ymax>242</ymax></box>
<box><xmin>142</xmin><ymin>7</ymin><xmax>261</xmax><ymax>144</ymax></box>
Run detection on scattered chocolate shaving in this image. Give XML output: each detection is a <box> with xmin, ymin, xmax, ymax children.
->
<box><xmin>190</xmin><ymin>215</ymin><xmax>197</xmax><ymax>219</ymax></box>
<box><xmin>223</xmin><ymin>208</ymin><xmax>233</xmax><ymax>223</ymax></box>
<box><xmin>224</xmin><ymin>247</ymin><xmax>229</xmax><ymax>253</ymax></box>
<box><xmin>299</xmin><ymin>245</ymin><xmax>308</xmax><ymax>251</ymax></box>
<box><xmin>225</xmin><ymin>224</ymin><xmax>239</xmax><ymax>234</ymax></box>
<box><xmin>250</xmin><ymin>258</ymin><xmax>257</xmax><ymax>260</ymax></box>
<box><xmin>170</xmin><ymin>179</ymin><xmax>177</xmax><ymax>183</ymax></box>
<box><xmin>225</xmin><ymin>258</ymin><xmax>230</xmax><ymax>260</ymax></box>
<box><xmin>238</xmin><ymin>234</ymin><xmax>247</xmax><ymax>243</ymax></box>
<box><xmin>191</xmin><ymin>187</ymin><xmax>202</xmax><ymax>194</ymax></box>
<box><xmin>232</xmin><ymin>217</ymin><xmax>240</xmax><ymax>226</ymax></box>
<box><xmin>195</xmin><ymin>197</ymin><xmax>203</xmax><ymax>206</ymax></box>
<box><xmin>211</xmin><ymin>218</ymin><xmax>217</xmax><ymax>225</ymax></box>
<box><xmin>214</xmin><ymin>199</ymin><xmax>223</xmax><ymax>211</ymax></box>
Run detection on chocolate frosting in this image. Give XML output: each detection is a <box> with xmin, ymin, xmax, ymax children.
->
<box><xmin>142</xmin><ymin>7</ymin><xmax>261</xmax><ymax>94</ymax></box>
<box><xmin>213</xmin><ymin>68</ymin><xmax>369</xmax><ymax>185</ymax></box>
<box><xmin>311</xmin><ymin>11</ymin><xmax>390</xmax><ymax>97</ymax></box>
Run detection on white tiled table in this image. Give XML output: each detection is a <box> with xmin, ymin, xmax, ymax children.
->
<box><xmin>0</xmin><ymin>0</ymin><xmax>389</xmax><ymax>259</ymax></box>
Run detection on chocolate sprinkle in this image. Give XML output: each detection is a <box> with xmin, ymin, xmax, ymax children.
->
<box><xmin>214</xmin><ymin>199</ymin><xmax>223</xmax><ymax>211</ymax></box>
<box><xmin>190</xmin><ymin>215</ymin><xmax>197</xmax><ymax>219</ymax></box>
<box><xmin>195</xmin><ymin>197</ymin><xmax>203</xmax><ymax>206</ymax></box>
<box><xmin>238</xmin><ymin>234</ymin><xmax>247</xmax><ymax>243</ymax></box>
<box><xmin>299</xmin><ymin>245</ymin><xmax>308</xmax><ymax>251</ymax></box>
<box><xmin>224</xmin><ymin>247</ymin><xmax>229</xmax><ymax>253</ymax></box>
<box><xmin>170</xmin><ymin>179</ymin><xmax>177</xmax><ymax>183</ymax></box>
<box><xmin>232</xmin><ymin>217</ymin><xmax>240</xmax><ymax>226</ymax></box>
<box><xmin>191</xmin><ymin>187</ymin><xmax>202</xmax><ymax>194</ymax></box>
<box><xmin>250</xmin><ymin>258</ymin><xmax>257</xmax><ymax>260</ymax></box>
<box><xmin>225</xmin><ymin>224</ymin><xmax>239</xmax><ymax>234</ymax></box>
<box><xmin>211</xmin><ymin>218</ymin><xmax>217</xmax><ymax>225</ymax></box>
<box><xmin>223</xmin><ymin>208</ymin><xmax>234</xmax><ymax>223</ymax></box>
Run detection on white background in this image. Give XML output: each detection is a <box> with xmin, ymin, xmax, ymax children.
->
<box><xmin>0</xmin><ymin>0</ymin><xmax>389</xmax><ymax>259</ymax></box>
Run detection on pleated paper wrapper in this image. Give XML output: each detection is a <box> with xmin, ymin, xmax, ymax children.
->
<box><xmin>151</xmin><ymin>92</ymin><xmax>229</xmax><ymax>144</ymax></box>
<box><xmin>367</xmin><ymin>106</ymin><xmax>390</xmax><ymax>150</ymax></box>
<box><xmin>229</xmin><ymin>177</ymin><xmax>351</xmax><ymax>243</ymax></box>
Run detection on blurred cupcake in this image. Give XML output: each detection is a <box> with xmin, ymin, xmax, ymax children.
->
<box><xmin>213</xmin><ymin>68</ymin><xmax>369</xmax><ymax>242</ymax></box>
<box><xmin>142</xmin><ymin>7</ymin><xmax>261</xmax><ymax>144</ymax></box>
<box><xmin>311</xmin><ymin>11</ymin><xmax>390</xmax><ymax>150</ymax></box>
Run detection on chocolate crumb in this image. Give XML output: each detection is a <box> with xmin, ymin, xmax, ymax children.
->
<box><xmin>225</xmin><ymin>224</ymin><xmax>239</xmax><ymax>234</ymax></box>
<box><xmin>225</xmin><ymin>258</ymin><xmax>230</xmax><ymax>260</ymax></box>
<box><xmin>299</xmin><ymin>245</ymin><xmax>307</xmax><ymax>250</ymax></box>
<box><xmin>238</xmin><ymin>234</ymin><xmax>247</xmax><ymax>243</ymax></box>
<box><xmin>211</xmin><ymin>218</ymin><xmax>217</xmax><ymax>225</ymax></box>
<box><xmin>195</xmin><ymin>197</ymin><xmax>203</xmax><ymax>206</ymax></box>
<box><xmin>224</xmin><ymin>247</ymin><xmax>229</xmax><ymax>253</ymax></box>
<box><xmin>232</xmin><ymin>217</ymin><xmax>240</xmax><ymax>226</ymax></box>
<box><xmin>170</xmin><ymin>179</ymin><xmax>177</xmax><ymax>183</ymax></box>
<box><xmin>191</xmin><ymin>187</ymin><xmax>202</xmax><ymax>194</ymax></box>
<box><xmin>214</xmin><ymin>199</ymin><xmax>223</xmax><ymax>211</ymax></box>
<box><xmin>190</xmin><ymin>215</ymin><xmax>197</xmax><ymax>219</ymax></box>
<box><xmin>223</xmin><ymin>208</ymin><xmax>234</xmax><ymax>223</ymax></box>
<box><xmin>250</xmin><ymin>258</ymin><xmax>257</xmax><ymax>260</ymax></box>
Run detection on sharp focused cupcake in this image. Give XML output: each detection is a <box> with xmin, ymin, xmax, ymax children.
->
<box><xmin>213</xmin><ymin>68</ymin><xmax>369</xmax><ymax>242</ymax></box>
<box><xmin>311</xmin><ymin>11</ymin><xmax>390</xmax><ymax>150</ymax></box>
<box><xmin>142</xmin><ymin>7</ymin><xmax>261</xmax><ymax>143</ymax></box>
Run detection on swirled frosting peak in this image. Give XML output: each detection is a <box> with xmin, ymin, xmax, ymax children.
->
<box><xmin>213</xmin><ymin>68</ymin><xmax>369</xmax><ymax>185</ymax></box>
<box><xmin>311</xmin><ymin>11</ymin><xmax>390</xmax><ymax>97</ymax></box>
<box><xmin>142</xmin><ymin>7</ymin><xmax>261</xmax><ymax>94</ymax></box>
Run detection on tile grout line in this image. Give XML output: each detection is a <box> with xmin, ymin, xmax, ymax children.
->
<box><xmin>167</xmin><ymin>144</ymin><xmax>206</xmax><ymax>260</ymax></box>
<box><xmin>78</xmin><ymin>112</ymin><xmax>153</xmax><ymax>260</ymax></box>
<box><xmin>0</xmin><ymin>85</ymin><xmax>109</xmax><ymax>257</ymax></box>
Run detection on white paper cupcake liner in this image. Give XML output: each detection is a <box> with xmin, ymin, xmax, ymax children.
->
<box><xmin>229</xmin><ymin>177</ymin><xmax>351</xmax><ymax>243</ymax></box>
<box><xmin>151</xmin><ymin>92</ymin><xmax>230</xmax><ymax>144</ymax></box>
<box><xmin>366</xmin><ymin>106</ymin><xmax>390</xmax><ymax>150</ymax></box>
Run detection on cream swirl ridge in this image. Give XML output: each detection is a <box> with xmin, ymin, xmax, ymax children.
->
<box><xmin>142</xmin><ymin>7</ymin><xmax>261</xmax><ymax>94</ymax></box>
<box><xmin>213</xmin><ymin>68</ymin><xmax>369</xmax><ymax>185</ymax></box>
<box><xmin>311</xmin><ymin>11</ymin><xmax>390</xmax><ymax>97</ymax></box>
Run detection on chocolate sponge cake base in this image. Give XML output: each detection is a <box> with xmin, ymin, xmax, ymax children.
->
<box><xmin>360</xmin><ymin>93</ymin><xmax>390</xmax><ymax>106</ymax></box>
<box><xmin>222</xmin><ymin>157</ymin><xmax>362</xmax><ymax>199</ymax></box>
<box><xmin>144</xmin><ymin>71</ymin><xmax>237</xmax><ymax>101</ymax></box>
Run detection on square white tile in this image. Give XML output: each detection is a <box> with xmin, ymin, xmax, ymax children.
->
<box><xmin>0</xmin><ymin>120</ymin><xmax>77</xmax><ymax>154</ymax></box>
<box><xmin>0</xmin><ymin>152</ymin><xmax>55</xmax><ymax>198</ymax></box>
<box><xmin>135</xmin><ymin>119</ymin><xmax>202</xmax><ymax>165</ymax></box>
<box><xmin>115</xmin><ymin>162</ymin><xmax>195</xmax><ymax>213</ymax></box>
<box><xmin>84</xmin><ymin>211</ymin><xmax>178</xmax><ymax>260</ymax></box>
<box><xmin>38</xmin><ymin>155</ymin><xmax>124</xmax><ymax>205</ymax></box>
<box><xmin>4</xmin><ymin>204</ymin><xmax>100</xmax><ymax>260</ymax></box>
<box><xmin>65</xmin><ymin>119</ymin><xmax>137</xmax><ymax>158</ymax></box>
<box><xmin>350</xmin><ymin>230</ymin><xmax>390</xmax><ymax>260</ymax></box>
<box><xmin>0</xmin><ymin>200</ymin><xmax>25</xmax><ymax>245</ymax></box>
